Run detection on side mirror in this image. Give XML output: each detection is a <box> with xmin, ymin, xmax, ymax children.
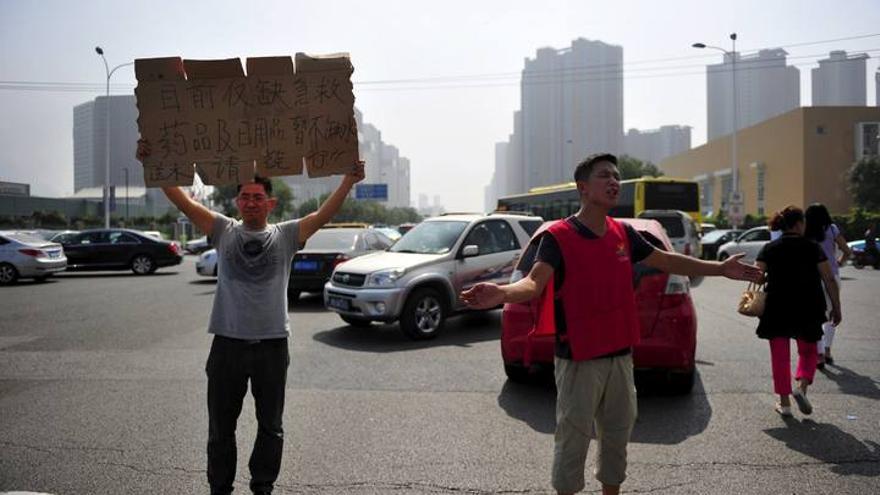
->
<box><xmin>462</xmin><ymin>245</ymin><xmax>479</xmax><ymax>257</ymax></box>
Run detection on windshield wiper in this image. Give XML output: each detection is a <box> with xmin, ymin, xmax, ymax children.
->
<box><xmin>393</xmin><ymin>249</ymin><xmax>418</xmax><ymax>253</ymax></box>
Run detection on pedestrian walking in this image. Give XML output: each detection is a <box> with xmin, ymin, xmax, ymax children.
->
<box><xmin>460</xmin><ymin>153</ymin><xmax>761</xmax><ymax>495</ymax></box>
<box><xmin>137</xmin><ymin>139</ymin><xmax>365</xmax><ymax>495</ymax></box>
<box><xmin>755</xmin><ymin>206</ymin><xmax>842</xmax><ymax>417</ymax></box>
<box><xmin>804</xmin><ymin>203</ymin><xmax>851</xmax><ymax>367</ymax></box>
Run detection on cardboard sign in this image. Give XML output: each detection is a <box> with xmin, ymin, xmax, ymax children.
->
<box><xmin>295</xmin><ymin>53</ymin><xmax>359</xmax><ymax>178</ymax></box>
<box><xmin>134</xmin><ymin>53</ymin><xmax>359</xmax><ymax>187</ymax></box>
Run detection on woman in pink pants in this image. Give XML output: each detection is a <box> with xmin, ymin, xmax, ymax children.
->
<box><xmin>754</xmin><ymin>206</ymin><xmax>842</xmax><ymax>417</ymax></box>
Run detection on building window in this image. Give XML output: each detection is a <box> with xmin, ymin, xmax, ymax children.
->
<box><xmin>857</xmin><ymin>122</ymin><xmax>880</xmax><ymax>159</ymax></box>
<box><xmin>816</xmin><ymin>125</ymin><xmax>826</xmax><ymax>135</ymax></box>
<box><xmin>698</xmin><ymin>178</ymin><xmax>714</xmax><ymax>217</ymax></box>
<box><xmin>720</xmin><ymin>175</ymin><xmax>733</xmax><ymax>211</ymax></box>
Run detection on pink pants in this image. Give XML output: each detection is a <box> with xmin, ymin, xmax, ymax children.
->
<box><xmin>769</xmin><ymin>338</ymin><xmax>818</xmax><ymax>395</ymax></box>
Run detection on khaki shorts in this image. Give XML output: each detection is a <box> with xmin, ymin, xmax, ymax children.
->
<box><xmin>552</xmin><ymin>354</ymin><xmax>638</xmax><ymax>492</ymax></box>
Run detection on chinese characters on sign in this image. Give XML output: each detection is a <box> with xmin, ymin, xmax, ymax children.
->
<box><xmin>134</xmin><ymin>53</ymin><xmax>358</xmax><ymax>187</ymax></box>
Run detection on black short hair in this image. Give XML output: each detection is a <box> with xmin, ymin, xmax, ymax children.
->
<box><xmin>574</xmin><ymin>153</ymin><xmax>618</xmax><ymax>182</ymax></box>
<box><xmin>237</xmin><ymin>174</ymin><xmax>273</xmax><ymax>196</ymax></box>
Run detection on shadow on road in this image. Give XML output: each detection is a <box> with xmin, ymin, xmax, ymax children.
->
<box><xmin>764</xmin><ymin>419</ymin><xmax>880</xmax><ymax>476</ymax></box>
<box><xmin>56</xmin><ymin>271</ymin><xmax>178</xmax><ymax>278</ymax></box>
<box><xmin>312</xmin><ymin>310</ymin><xmax>501</xmax><ymax>353</ymax></box>
<box><xmin>819</xmin><ymin>364</ymin><xmax>880</xmax><ymax>400</ymax></box>
<box><xmin>189</xmin><ymin>279</ymin><xmax>217</xmax><ymax>285</ymax></box>
<box><xmin>496</xmin><ymin>370</ymin><xmax>712</xmax><ymax>444</ymax></box>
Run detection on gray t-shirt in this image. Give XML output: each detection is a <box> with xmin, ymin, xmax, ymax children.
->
<box><xmin>208</xmin><ymin>214</ymin><xmax>300</xmax><ymax>339</ymax></box>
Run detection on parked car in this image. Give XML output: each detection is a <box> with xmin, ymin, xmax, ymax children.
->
<box><xmin>397</xmin><ymin>223</ymin><xmax>417</xmax><ymax>235</ymax></box>
<box><xmin>196</xmin><ymin>248</ymin><xmax>218</xmax><ymax>277</ymax></box>
<box><xmin>849</xmin><ymin>238</ymin><xmax>880</xmax><ymax>269</ymax></box>
<box><xmin>638</xmin><ymin>210</ymin><xmax>701</xmax><ymax>258</ymax></box>
<box><xmin>324</xmin><ymin>213</ymin><xmax>544</xmax><ymax>339</ymax></box>
<box><xmin>716</xmin><ymin>226</ymin><xmax>771</xmax><ymax>263</ymax></box>
<box><xmin>141</xmin><ymin>230</ymin><xmax>164</xmax><ymax>240</ymax></box>
<box><xmin>373</xmin><ymin>226</ymin><xmax>402</xmax><ymax>243</ymax></box>
<box><xmin>0</xmin><ymin>231</ymin><xmax>67</xmax><ymax>285</ymax></box>
<box><xmin>185</xmin><ymin>236</ymin><xmax>212</xmax><ymax>254</ymax></box>
<box><xmin>500</xmin><ymin>219</ymin><xmax>698</xmax><ymax>393</ymax></box>
<box><xmin>700</xmin><ymin>223</ymin><xmax>717</xmax><ymax>234</ymax></box>
<box><xmin>288</xmin><ymin>227</ymin><xmax>395</xmax><ymax>301</ymax></box>
<box><xmin>57</xmin><ymin>229</ymin><xmax>183</xmax><ymax>274</ymax></box>
<box><xmin>700</xmin><ymin>229</ymin><xmax>743</xmax><ymax>260</ymax></box>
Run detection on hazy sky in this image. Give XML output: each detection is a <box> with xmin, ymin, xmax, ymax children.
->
<box><xmin>2</xmin><ymin>0</ymin><xmax>879</xmax><ymax>211</ymax></box>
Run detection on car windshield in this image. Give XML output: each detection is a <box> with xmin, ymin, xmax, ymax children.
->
<box><xmin>305</xmin><ymin>229</ymin><xmax>359</xmax><ymax>250</ymax></box>
<box><xmin>3</xmin><ymin>232</ymin><xmax>50</xmax><ymax>244</ymax></box>
<box><xmin>701</xmin><ymin>230</ymin><xmax>731</xmax><ymax>243</ymax></box>
<box><xmin>643</xmin><ymin>215</ymin><xmax>685</xmax><ymax>237</ymax></box>
<box><xmin>389</xmin><ymin>221</ymin><xmax>468</xmax><ymax>254</ymax></box>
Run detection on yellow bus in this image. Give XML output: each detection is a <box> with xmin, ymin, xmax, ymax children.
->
<box><xmin>496</xmin><ymin>177</ymin><xmax>701</xmax><ymax>223</ymax></box>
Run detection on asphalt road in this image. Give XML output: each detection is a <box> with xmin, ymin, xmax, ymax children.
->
<box><xmin>1</xmin><ymin>257</ymin><xmax>878</xmax><ymax>494</ymax></box>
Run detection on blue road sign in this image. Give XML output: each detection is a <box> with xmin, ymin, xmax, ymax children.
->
<box><xmin>355</xmin><ymin>183</ymin><xmax>388</xmax><ymax>200</ymax></box>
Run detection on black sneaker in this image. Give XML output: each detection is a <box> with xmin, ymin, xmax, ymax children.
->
<box><xmin>792</xmin><ymin>389</ymin><xmax>813</xmax><ymax>415</ymax></box>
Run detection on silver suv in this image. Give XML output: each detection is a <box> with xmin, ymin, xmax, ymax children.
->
<box><xmin>324</xmin><ymin>213</ymin><xmax>543</xmax><ymax>340</ymax></box>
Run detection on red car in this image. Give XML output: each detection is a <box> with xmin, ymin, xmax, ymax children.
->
<box><xmin>500</xmin><ymin>219</ymin><xmax>698</xmax><ymax>393</ymax></box>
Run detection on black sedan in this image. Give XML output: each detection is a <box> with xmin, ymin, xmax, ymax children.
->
<box><xmin>700</xmin><ymin>229</ymin><xmax>743</xmax><ymax>260</ymax></box>
<box><xmin>59</xmin><ymin>229</ymin><xmax>183</xmax><ymax>275</ymax></box>
<box><xmin>288</xmin><ymin>227</ymin><xmax>393</xmax><ymax>301</ymax></box>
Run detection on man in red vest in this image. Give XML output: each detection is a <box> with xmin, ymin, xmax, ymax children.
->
<box><xmin>462</xmin><ymin>153</ymin><xmax>761</xmax><ymax>495</ymax></box>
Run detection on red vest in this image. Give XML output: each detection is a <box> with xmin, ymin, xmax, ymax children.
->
<box><xmin>544</xmin><ymin>217</ymin><xmax>641</xmax><ymax>361</ymax></box>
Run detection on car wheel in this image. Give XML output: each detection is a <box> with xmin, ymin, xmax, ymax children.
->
<box><xmin>504</xmin><ymin>363</ymin><xmax>530</xmax><ymax>383</ymax></box>
<box><xmin>400</xmin><ymin>287</ymin><xmax>447</xmax><ymax>340</ymax></box>
<box><xmin>131</xmin><ymin>255</ymin><xmax>156</xmax><ymax>275</ymax></box>
<box><xmin>668</xmin><ymin>369</ymin><xmax>695</xmax><ymax>395</ymax></box>
<box><xmin>287</xmin><ymin>290</ymin><xmax>300</xmax><ymax>303</ymax></box>
<box><xmin>0</xmin><ymin>263</ymin><xmax>19</xmax><ymax>285</ymax></box>
<box><xmin>341</xmin><ymin>315</ymin><xmax>373</xmax><ymax>327</ymax></box>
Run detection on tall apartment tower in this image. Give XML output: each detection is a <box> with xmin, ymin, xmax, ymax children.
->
<box><xmin>73</xmin><ymin>95</ymin><xmax>143</xmax><ymax>192</ymax></box>
<box><xmin>812</xmin><ymin>51</ymin><xmax>869</xmax><ymax>106</ymax></box>
<box><xmin>623</xmin><ymin>125</ymin><xmax>692</xmax><ymax>165</ymax></box>
<box><xmin>521</xmin><ymin>38</ymin><xmax>623</xmax><ymax>189</ymax></box>
<box><xmin>876</xmin><ymin>69</ymin><xmax>880</xmax><ymax>106</ymax></box>
<box><xmin>707</xmin><ymin>49</ymin><xmax>800</xmax><ymax>140</ymax></box>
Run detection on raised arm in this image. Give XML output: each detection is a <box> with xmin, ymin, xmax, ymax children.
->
<box><xmin>136</xmin><ymin>139</ymin><xmax>215</xmax><ymax>236</ymax></box>
<box><xmin>642</xmin><ymin>249</ymin><xmax>762</xmax><ymax>282</ymax></box>
<box><xmin>297</xmin><ymin>161</ymin><xmax>365</xmax><ymax>244</ymax></box>
<box><xmin>461</xmin><ymin>261</ymin><xmax>554</xmax><ymax>309</ymax></box>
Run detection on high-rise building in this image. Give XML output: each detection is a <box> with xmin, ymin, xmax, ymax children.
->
<box><xmin>624</xmin><ymin>125</ymin><xmax>692</xmax><ymax>165</ymax></box>
<box><xmin>73</xmin><ymin>95</ymin><xmax>142</xmax><ymax>192</ymax></box>
<box><xmin>521</xmin><ymin>38</ymin><xmax>623</xmax><ymax>189</ymax></box>
<box><xmin>875</xmin><ymin>69</ymin><xmax>880</xmax><ymax>106</ymax></box>
<box><xmin>707</xmin><ymin>49</ymin><xmax>800</xmax><ymax>140</ymax></box>
<box><xmin>812</xmin><ymin>51</ymin><xmax>869</xmax><ymax>106</ymax></box>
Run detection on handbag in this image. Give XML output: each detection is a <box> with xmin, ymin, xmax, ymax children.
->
<box><xmin>738</xmin><ymin>282</ymin><xmax>766</xmax><ymax>317</ymax></box>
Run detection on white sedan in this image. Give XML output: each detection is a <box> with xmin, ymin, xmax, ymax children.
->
<box><xmin>196</xmin><ymin>248</ymin><xmax>218</xmax><ymax>277</ymax></box>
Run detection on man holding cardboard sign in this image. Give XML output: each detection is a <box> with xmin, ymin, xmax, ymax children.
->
<box><xmin>137</xmin><ymin>139</ymin><xmax>364</xmax><ymax>495</ymax></box>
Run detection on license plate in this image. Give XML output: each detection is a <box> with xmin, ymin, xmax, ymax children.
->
<box><xmin>48</xmin><ymin>251</ymin><xmax>61</xmax><ymax>258</ymax></box>
<box><xmin>327</xmin><ymin>296</ymin><xmax>352</xmax><ymax>311</ymax></box>
<box><xmin>294</xmin><ymin>260</ymin><xmax>319</xmax><ymax>271</ymax></box>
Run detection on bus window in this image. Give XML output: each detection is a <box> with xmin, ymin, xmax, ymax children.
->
<box><xmin>644</xmin><ymin>182</ymin><xmax>700</xmax><ymax>212</ymax></box>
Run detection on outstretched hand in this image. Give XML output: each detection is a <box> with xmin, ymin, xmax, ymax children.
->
<box><xmin>721</xmin><ymin>253</ymin><xmax>763</xmax><ymax>283</ymax></box>
<box><xmin>460</xmin><ymin>283</ymin><xmax>505</xmax><ymax>310</ymax></box>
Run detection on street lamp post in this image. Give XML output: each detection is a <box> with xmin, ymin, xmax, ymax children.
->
<box><xmin>95</xmin><ymin>46</ymin><xmax>134</xmax><ymax>229</ymax></box>
<box><xmin>693</xmin><ymin>33</ymin><xmax>741</xmax><ymax>228</ymax></box>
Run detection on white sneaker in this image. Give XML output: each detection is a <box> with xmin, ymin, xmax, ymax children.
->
<box><xmin>775</xmin><ymin>403</ymin><xmax>793</xmax><ymax>417</ymax></box>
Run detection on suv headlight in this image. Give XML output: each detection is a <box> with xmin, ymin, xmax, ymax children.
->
<box><xmin>366</xmin><ymin>268</ymin><xmax>406</xmax><ymax>287</ymax></box>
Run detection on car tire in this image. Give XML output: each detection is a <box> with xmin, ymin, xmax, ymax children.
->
<box><xmin>287</xmin><ymin>290</ymin><xmax>300</xmax><ymax>303</ymax></box>
<box><xmin>668</xmin><ymin>369</ymin><xmax>695</xmax><ymax>395</ymax></box>
<box><xmin>504</xmin><ymin>363</ymin><xmax>530</xmax><ymax>383</ymax></box>
<box><xmin>399</xmin><ymin>287</ymin><xmax>447</xmax><ymax>340</ymax></box>
<box><xmin>0</xmin><ymin>263</ymin><xmax>19</xmax><ymax>285</ymax></box>
<box><xmin>341</xmin><ymin>315</ymin><xmax>373</xmax><ymax>327</ymax></box>
<box><xmin>131</xmin><ymin>255</ymin><xmax>156</xmax><ymax>275</ymax></box>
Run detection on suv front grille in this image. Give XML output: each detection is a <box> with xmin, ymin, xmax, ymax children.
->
<box><xmin>333</xmin><ymin>272</ymin><xmax>366</xmax><ymax>287</ymax></box>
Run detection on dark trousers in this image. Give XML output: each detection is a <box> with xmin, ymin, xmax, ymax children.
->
<box><xmin>206</xmin><ymin>335</ymin><xmax>289</xmax><ymax>495</ymax></box>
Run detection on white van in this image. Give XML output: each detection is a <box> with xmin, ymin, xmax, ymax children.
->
<box><xmin>637</xmin><ymin>210</ymin><xmax>701</xmax><ymax>258</ymax></box>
